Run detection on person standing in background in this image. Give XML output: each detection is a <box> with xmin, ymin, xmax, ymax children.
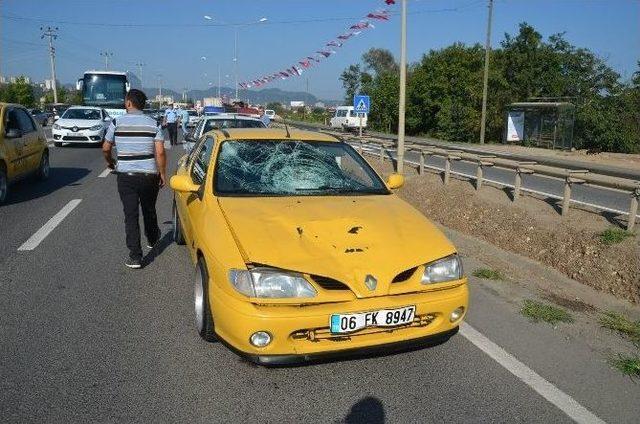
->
<box><xmin>180</xmin><ymin>106</ymin><xmax>190</xmax><ymax>138</ymax></box>
<box><xmin>163</xmin><ymin>104</ymin><xmax>179</xmax><ymax>146</ymax></box>
<box><xmin>102</xmin><ymin>89</ymin><xmax>166</xmax><ymax>269</ymax></box>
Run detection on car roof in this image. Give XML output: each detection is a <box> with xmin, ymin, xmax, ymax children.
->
<box><xmin>203</xmin><ymin>114</ymin><xmax>261</xmax><ymax>121</ymax></box>
<box><xmin>66</xmin><ymin>106</ymin><xmax>102</xmax><ymax>111</ymax></box>
<box><xmin>206</xmin><ymin>128</ymin><xmax>340</xmax><ymax>143</ymax></box>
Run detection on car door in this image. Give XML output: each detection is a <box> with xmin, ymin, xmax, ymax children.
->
<box><xmin>178</xmin><ymin>135</ymin><xmax>215</xmax><ymax>246</ymax></box>
<box><xmin>2</xmin><ymin>108</ymin><xmax>29</xmax><ymax>178</ymax></box>
<box><xmin>15</xmin><ymin>108</ymin><xmax>42</xmax><ymax>171</ymax></box>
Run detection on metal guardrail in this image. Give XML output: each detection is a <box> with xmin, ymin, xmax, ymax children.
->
<box><xmin>326</xmin><ymin>133</ymin><xmax>640</xmax><ymax>232</ymax></box>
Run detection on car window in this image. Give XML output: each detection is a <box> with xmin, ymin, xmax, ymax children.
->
<box><xmin>190</xmin><ymin>136</ymin><xmax>215</xmax><ymax>185</ymax></box>
<box><xmin>336</xmin><ymin>110</ymin><xmax>347</xmax><ymax>117</ymax></box>
<box><xmin>16</xmin><ymin>109</ymin><xmax>36</xmax><ymax>133</ymax></box>
<box><xmin>5</xmin><ymin>109</ymin><xmax>20</xmax><ymax>132</ymax></box>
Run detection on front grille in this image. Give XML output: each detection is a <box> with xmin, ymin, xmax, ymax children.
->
<box><xmin>311</xmin><ymin>275</ymin><xmax>350</xmax><ymax>291</ymax></box>
<box><xmin>62</xmin><ymin>126</ymin><xmax>90</xmax><ymax>130</ymax></box>
<box><xmin>63</xmin><ymin>136</ymin><xmax>89</xmax><ymax>141</ymax></box>
<box><xmin>392</xmin><ymin>267</ymin><xmax>418</xmax><ymax>283</ymax></box>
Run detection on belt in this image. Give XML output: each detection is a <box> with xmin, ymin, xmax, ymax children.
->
<box><xmin>117</xmin><ymin>172</ymin><xmax>159</xmax><ymax>177</ymax></box>
<box><xmin>117</xmin><ymin>154</ymin><xmax>154</xmax><ymax>161</ymax></box>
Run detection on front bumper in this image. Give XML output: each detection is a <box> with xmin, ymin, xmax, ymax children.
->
<box><xmin>52</xmin><ymin>128</ymin><xmax>104</xmax><ymax>143</ymax></box>
<box><xmin>211</xmin><ymin>280</ymin><xmax>468</xmax><ymax>364</ymax></box>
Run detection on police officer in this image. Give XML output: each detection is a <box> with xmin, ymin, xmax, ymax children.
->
<box><xmin>102</xmin><ymin>89</ymin><xmax>167</xmax><ymax>269</ymax></box>
<box><xmin>163</xmin><ymin>103</ymin><xmax>179</xmax><ymax>146</ymax></box>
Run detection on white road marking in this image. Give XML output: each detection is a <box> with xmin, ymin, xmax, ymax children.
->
<box><xmin>18</xmin><ymin>199</ymin><xmax>82</xmax><ymax>251</ymax></box>
<box><xmin>98</xmin><ymin>168</ymin><xmax>112</xmax><ymax>178</ymax></box>
<box><xmin>460</xmin><ymin>323</ymin><xmax>606</xmax><ymax>424</ymax></box>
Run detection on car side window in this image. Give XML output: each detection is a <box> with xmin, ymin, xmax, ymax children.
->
<box><xmin>190</xmin><ymin>136</ymin><xmax>215</xmax><ymax>185</ymax></box>
<box><xmin>5</xmin><ymin>109</ymin><xmax>20</xmax><ymax>132</ymax></box>
<box><xmin>16</xmin><ymin>109</ymin><xmax>36</xmax><ymax>133</ymax></box>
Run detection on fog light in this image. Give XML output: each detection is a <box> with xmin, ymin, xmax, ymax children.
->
<box><xmin>450</xmin><ymin>307</ymin><xmax>465</xmax><ymax>322</ymax></box>
<box><xmin>250</xmin><ymin>331</ymin><xmax>272</xmax><ymax>347</ymax></box>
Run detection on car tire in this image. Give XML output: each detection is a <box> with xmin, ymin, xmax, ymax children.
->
<box><xmin>195</xmin><ymin>257</ymin><xmax>217</xmax><ymax>342</ymax></box>
<box><xmin>54</xmin><ymin>142</ymin><xmax>63</xmax><ymax>147</ymax></box>
<box><xmin>36</xmin><ymin>151</ymin><xmax>50</xmax><ymax>181</ymax></box>
<box><xmin>0</xmin><ymin>166</ymin><xmax>8</xmax><ymax>205</ymax></box>
<box><xmin>172</xmin><ymin>200</ymin><xmax>186</xmax><ymax>245</ymax></box>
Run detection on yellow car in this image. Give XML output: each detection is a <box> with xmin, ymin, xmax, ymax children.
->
<box><xmin>0</xmin><ymin>103</ymin><xmax>50</xmax><ymax>204</ymax></box>
<box><xmin>171</xmin><ymin>128</ymin><xmax>468</xmax><ymax>365</ymax></box>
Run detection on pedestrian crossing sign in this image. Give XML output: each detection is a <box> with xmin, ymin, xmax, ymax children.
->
<box><xmin>353</xmin><ymin>95</ymin><xmax>370</xmax><ymax>114</ymax></box>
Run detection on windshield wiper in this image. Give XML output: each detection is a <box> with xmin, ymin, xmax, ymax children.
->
<box><xmin>295</xmin><ymin>185</ymin><xmax>349</xmax><ymax>192</ymax></box>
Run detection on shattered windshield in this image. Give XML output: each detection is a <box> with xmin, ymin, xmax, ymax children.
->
<box><xmin>215</xmin><ymin>140</ymin><xmax>389</xmax><ymax>196</ymax></box>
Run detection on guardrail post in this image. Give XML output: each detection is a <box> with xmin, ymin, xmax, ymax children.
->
<box><xmin>379</xmin><ymin>144</ymin><xmax>385</xmax><ymax>163</ymax></box>
<box><xmin>627</xmin><ymin>188</ymin><xmax>640</xmax><ymax>232</ymax></box>
<box><xmin>359</xmin><ymin>140</ymin><xmax>364</xmax><ymax>153</ymax></box>
<box><xmin>513</xmin><ymin>162</ymin><xmax>536</xmax><ymax>202</ymax></box>
<box><xmin>444</xmin><ymin>156</ymin><xmax>452</xmax><ymax>185</ymax></box>
<box><xmin>419</xmin><ymin>151</ymin><xmax>425</xmax><ymax>175</ymax></box>
<box><xmin>562</xmin><ymin>177</ymin><xmax>572</xmax><ymax>216</ymax></box>
<box><xmin>476</xmin><ymin>163</ymin><xmax>484</xmax><ymax>190</ymax></box>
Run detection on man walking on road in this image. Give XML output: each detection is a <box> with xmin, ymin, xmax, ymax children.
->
<box><xmin>163</xmin><ymin>103</ymin><xmax>179</xmax><ymax>146</ymax></box>
<box><xmin>102</xmin><ymin>89</ymin><xmax>167</xmax><ymax>269</ymax></box>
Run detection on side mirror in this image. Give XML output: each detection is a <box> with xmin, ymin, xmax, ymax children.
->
<box><xmin>5</xmin><ymin>128</ymin><xmax>23</xmax><ymax>139</ymax></box>
<box><xmin>76</xmin><ymin>79</ymin><xmax>83</xmax><ymax>91</ymax></box>
<box><xmin>386</xmin><ymin>173</ymin><xmax>405</xmax><ymax>189</ymax></box>
<box><xmin>170</xmin><ymin>175</ymin><xmax>200</xmax><ymax>193</ymax></box>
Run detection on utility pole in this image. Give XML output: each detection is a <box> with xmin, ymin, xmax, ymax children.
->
<box><xmin>157</xmin><ymin>74</ymin><xmax>163</xmax><ymax>107</ymax></box>
<box><xmin>217</xmin><ymin>64</ymin><xmax>221</xmax><ymax>98</ymax></box>
<box><xmin>100</xmin><ymin>51</ymin><xmax>113</xmax><ymax>70</ymax></box>
<box><xmin>233</xmin><ymin>27</ymin><xmax>239</xmax><ymax>101</ymax></box>
<box><xmin>479</xmin><ymin>0</ymin><xmax>494</xmax><ymax>145</ymax></box>
<box><xmin>135</xmin><ymin>62</ymin><xmax>145</xmax><ymax>88</ymax></box>
<box><xmin>396</xmin><ymin>0</ymin><xmax>407</xmax><ymax>174</ymax></box>
<box><xmin>40</xmin><ymin>26</ymin><xmax>59</xmax><ymax>104</ymax></box>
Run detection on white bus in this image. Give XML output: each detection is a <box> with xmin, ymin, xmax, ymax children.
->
<box><xmin>76</xmin><ymin>70</ymin><xmax>130</xmax><ymax>118</ymax></box>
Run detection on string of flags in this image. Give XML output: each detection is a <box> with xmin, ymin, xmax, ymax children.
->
<box><xmin>238</xmin><ymin>1</ymin><xmax>396</xmax><ymax>90</ymax></box>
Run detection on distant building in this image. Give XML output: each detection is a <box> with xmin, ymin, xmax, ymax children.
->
<box><xmin>9</xmin><ymin>76</ymin><xmax>30</xmax><ymax>84</ymax></box>
<box><xmin>314</xmin><ymin>102</ymin><xmax>326</xmax><ymax>109</ymax></box>
<box><xmin>203</xmin><ymin>97</ymin><xmax>223</xmax><ymax>107</ymax></box>
<box><xmin>44</xmin><ymin>79</ymin><xmax>55</xmax><ymax>90</ymax></box>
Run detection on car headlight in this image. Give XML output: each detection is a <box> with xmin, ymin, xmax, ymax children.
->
<box><xmin>421</xmin><ymin>254</ymin><xmax>463</xmax><ymax>284</ymax></box>
<box><xmin>53</xmin><ymin>124</ymin><xmax>61</xmax><ymax>130</ymax></box>
<box><xmin>229</xmin><ymin>267</ymin><xmax>317</xmax><ymax>298</ymax></box>
<box><xmin>89</xmin><ymin>124</ymin><xmax>103</xmax><ymax>131</ymax></box>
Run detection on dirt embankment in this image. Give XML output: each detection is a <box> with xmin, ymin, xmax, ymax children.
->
<box><xmin>373</xmin><ymin>162</ymin><xmax>640</xmax><ymax>303</ymax></box>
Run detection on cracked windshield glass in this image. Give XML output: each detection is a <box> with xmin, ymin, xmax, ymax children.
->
<box><xmin>216</xmin><ymin>140</ymin><xmax>388</xmax><ymax>195</ymax></box>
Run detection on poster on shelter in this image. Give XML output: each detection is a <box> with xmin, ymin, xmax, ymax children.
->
<box><xmin>507</xmin><ymin>111</ymin><xmax>525</xmax><ymax>142</ymax></box>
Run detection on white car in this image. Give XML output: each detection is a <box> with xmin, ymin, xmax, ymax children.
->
<box><xmin>264</xmin><ymin>109</ymin><xmax>276</xmax><ymax>120</ymax></box>
<box><xmin>187</xmin><ymin>109</ymin><xmax>200</xmax><ymax>128</ymax></box>
<box><xmin>52</xmin><ymin>106</ymin><xmax>112</xmax><ymax>147</ymax></box>
<box><xmin>329</xmin><ymin>106</ymin><xmax>367</xmax><ymax>131</ymax></box>
<box><xmin>184</xmin><ymin>114</ymin><xmax>267</xmax><ymax>150</ymax></box>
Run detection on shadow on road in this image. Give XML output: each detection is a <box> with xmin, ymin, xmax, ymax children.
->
<box><xmin>344</xmin><ymin>397</ymin><xmax>385</xmax><ymax>424</ymax></box>
<box><xmin>143</xmin><ymin>231</ymin><xmax>173</xmax><ymax>267</ymax></box>
<box><xmin>4</xmin><ymin>167</ymin><xmax>91</xmax><ymax>205</ymax></box>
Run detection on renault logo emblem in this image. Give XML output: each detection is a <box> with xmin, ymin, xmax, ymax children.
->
<box><xmin>72</xmin><ymin>126</ymin><xmax>78</xmax><ymax>132</ymax></box>
<box><xmin>364</xmin><ymin>275</ymin><xmax>377</xmax><ymax>291</ymax></box>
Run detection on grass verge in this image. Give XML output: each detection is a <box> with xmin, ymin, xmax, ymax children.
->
<box><xmin>472</xmin><ymin>268</ymin><xmax>505</xmax><ymax>281</ymax></box>
<box><xmin>521</xmin><ymin>300</ymin><xmax>574</xmax><ymax>325</ymax></box>
<box><xmin>610</xmin><ymin>354</ymin><xmax>640</xmax><ymax>379</ymax></box>
<box><xmin>599</xmin><ymin>227</ymin><xmax>633</xmax><ymax>245</ymax></box>
<box><xmin>599</xmin><ymin>311</ymin><xmax>640</xmax><ymax>347</ymax></box>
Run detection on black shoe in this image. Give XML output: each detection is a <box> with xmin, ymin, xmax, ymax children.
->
<box><xmin>125</xmin><ymin>257</ymin><xmax>142</xmax><ymax>269</ymax></box>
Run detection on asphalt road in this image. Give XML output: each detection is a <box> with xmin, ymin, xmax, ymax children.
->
<box><xmin>1</xmin><ymin>140</ymin><xmax>639</xmax><ymax>423</ymax></box>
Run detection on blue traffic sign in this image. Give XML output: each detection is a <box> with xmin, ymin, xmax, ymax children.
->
<box><xmin>353</xmin><ymin>95</ymin><xmax>370</xmax><ymax>114</ymax></box>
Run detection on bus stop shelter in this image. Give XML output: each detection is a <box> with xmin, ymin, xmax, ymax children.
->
<box><xmin>503</xmin><ymin>102</ymin><xmax>575</xmax><ymax>150</ymax></box>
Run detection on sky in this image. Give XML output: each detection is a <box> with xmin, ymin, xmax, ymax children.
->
<box><xmin>1</xmin><ymin>0</ymin><xmax>638</xmax><ymax>100</ymax></box>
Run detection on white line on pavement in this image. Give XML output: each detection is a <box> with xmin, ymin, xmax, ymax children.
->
<box><xmin>98</xmin><ymin>168</ymin><xmax>112</xmax><ymax>178</ymax></box>
<box><xmin>460</xmin><ymin>323</ymin><xmax>606</xmax><ymax>424</ymax></box>
<box><xmin>17</xmin><ymin>199</ymin><xmax>82</xmax><ymax>251</ymax></box>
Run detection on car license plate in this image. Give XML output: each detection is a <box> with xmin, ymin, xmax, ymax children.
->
<box><xmin>330</xmin><ymin>305</ymin><xmax>416</xmax><ymax>334</ymax></box>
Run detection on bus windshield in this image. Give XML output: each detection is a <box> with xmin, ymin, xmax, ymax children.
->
<box><xmin>82</xmin><ymin>74</ymin><xmax>126</xmax><ymax>107</ymax></box>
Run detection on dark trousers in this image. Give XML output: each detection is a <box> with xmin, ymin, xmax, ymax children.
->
<box><xmin>117</xmin><ymin>173</ymin><xmax>161</xmax><ymax>260</ymax></box>
<box><xmin>167</xmin><ymin>122</ymin><xmax>178</xmax><ymax>145</ymax></box>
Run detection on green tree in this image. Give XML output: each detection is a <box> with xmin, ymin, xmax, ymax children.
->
<box><xmin>0</xmin><ymin>77</ymin><xmax>36</xmax><ymax>107</ymax></box>
<box><xmin>266</xmin><ymin>102</ymin><xmax>283</xmax><ymax>113</ymax></box>
<box><xmin>339</xmin><ymin>64</ymin><xmax>361</xmax><ymax>104</ymax></box>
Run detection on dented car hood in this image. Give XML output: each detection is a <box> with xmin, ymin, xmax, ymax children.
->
<box><xmin>218</xmin><ymin>195</ymin><xmax>456</xmax><ymax>296</ymax></box>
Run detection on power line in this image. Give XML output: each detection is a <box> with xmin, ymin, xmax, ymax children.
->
<box><xmin>40</xmin><ymin>26</ymin><xmax>59</xmax><ymax>103</ymax></box>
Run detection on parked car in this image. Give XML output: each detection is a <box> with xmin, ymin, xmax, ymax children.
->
<box><xmin>51</xmin><ymin>106</ymin><xmax>111</xmax><ymax>147</ymax></box>
<box><xmin>28</xmin><ymin>108</ymin><xmax>51</xmax><ymax>127</ymax></box>
<box><xmin>187</xmin><ymin>109</ymin><xmax>200</xmax><ymax>127</ymax></box>
<box><xmin>184</xmin><ymin>114</ymin><xmax>267</xmax><ymax>149</ymax></box>
<box><xmin>329</xmin><ymin>106</ymin><xmax>367</xmax><ymax>131</ymax></box>
<box><xmin>170</xmin><ymin>127</ymin><xmax>468</xmax><ymax>365</ymax></box>
<box><xmin>0</xmin><ymin>103</ymin><xmax>50</xmax><ymax>204</ymax></box>
<box><xmin>264</xmin><ymin>109</ymin><xmax>276</xmax><ymax>120</ymax></box>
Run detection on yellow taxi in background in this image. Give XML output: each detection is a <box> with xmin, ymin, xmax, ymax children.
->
<box><xmin>170</xmin><ymin>128</ymin><xmax>468</xmax><ymax>365</ymax></box>
<box><xmin>0</xmin><ymin>103</ymin><xmax>50</xmax><ymax>204</ymax></box>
